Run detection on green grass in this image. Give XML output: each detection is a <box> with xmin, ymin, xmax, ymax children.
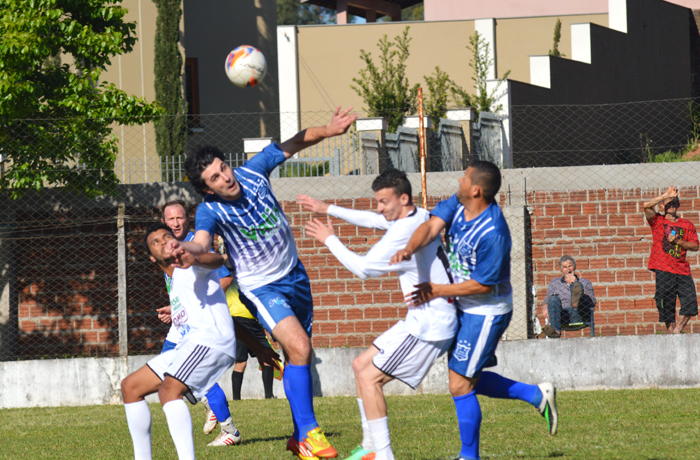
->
<box><xmin>2</xmin><ymin>388</ymin><xmax>700</xmax><ymax>459</ymax></box>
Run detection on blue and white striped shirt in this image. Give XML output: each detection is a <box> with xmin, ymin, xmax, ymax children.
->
<box><xmin>195</xmin><ymin>144</ymin><xmax>298</xmax><ymax>291</ymax></box>
<box><xmin>431</xmin><ymin>197</ymin><xmax>513</xmax><ymax>315</ymax></box>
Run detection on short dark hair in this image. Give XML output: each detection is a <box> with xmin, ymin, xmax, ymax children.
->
<box><xmin>142</xmin><ymin>222</ymin><xmax>173</xmax><ymax>256</ymax></box>
<box><xmin>184</xmin><ymin>145</ymin><xmax>225</xmax><ymax>197</ymax></box>
<box><xmin>161</xmin><ymin>199</ymin><xmax>189</xmax><ymax>221</ymax></box>
<box><xmin>371</xmin><ymin>168</ymin><xmax>412</xmax><ymax>203</ymax></box>
<box><xmin>467</xmin><ymin>160</ymin><xmax>501</xmax><ymax>203</ymax></box>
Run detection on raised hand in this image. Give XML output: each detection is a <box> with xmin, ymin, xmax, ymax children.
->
<box><xmin>297</xmin><ymin>194</ymin><xmax>329</xmax><ymax>214</ymax></box>
<box><xmin>325</xmin><ymin>106</ymin><xmax>357</xmax><ymax>137</ymax></box>
<box><xmin>664</xmin><ymin>186</ymin><xmax>679</xmax><ymax>199</ymax></box>
<box><xmin>305</xmin><ymin>217</ymin><xmax>335</xmax><ymax>244</ymax></box>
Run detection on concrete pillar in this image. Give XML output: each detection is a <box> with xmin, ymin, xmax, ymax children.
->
<box><xmin>365</xmin><ymin>8</ymin><xmax>376</xmax><ymax>22</ymax></box>
<box><xmin>502</xmin><ymin>205</ymin><xmax>531</xmax><ymax>341</ymax></box>
<box><xmin>337</xmin><ymin>0</ymin><xmax>348</xmax><ymax>25</ymax></box>
<box><xmin>446</xmin><ymin>108</ymin><xmax>476</xmax><ymax>167</ymax></box>
<box><xmin>0</xmin><ymin>213</ymin><xmax>16</xmax><ymax>361</ymax></box>
<box><xmin>356</xmin><ymin>117</ymin><xmax>387</xmax><ymax>174</ymax></box>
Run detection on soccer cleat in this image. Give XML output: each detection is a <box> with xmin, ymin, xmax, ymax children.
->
<box><xmin>343</xmin><ymin>445</ymin><xmax>375</xmax><ymax>460</ymax></box>
<box><xmin>537</xmin><ymin>382</ymin><xmax>558</xmax><ymax>435</ymax></box>
<box><xmin>202</xmin><ymin>407</ymin><xmax>218</xmax><ymax>434</ymax></box>
<box><xmin>301</xmin><ymin>427</ymin><xmax>338</xmax><ymax>458</ymax></box>
<box><xmin>207</xmin><ymin>429</ymin><xmax>241</xmax><ymax>447</ymax></box>
<box><xmin>287</xmin><ymin>437</ymin><xmax>320</xmax><ymax>460</ymax></box>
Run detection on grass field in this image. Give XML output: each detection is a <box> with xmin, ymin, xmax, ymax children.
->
<box><xmin>2</xmin><ymin>388</ymin><xmax>700</xmax><ymax>459</ymax></box>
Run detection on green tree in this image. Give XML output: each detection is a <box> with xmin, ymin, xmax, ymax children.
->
<box><xmin>549</xmin><ymin>18</ymin><xmax>565</xmax><ymax>57</ymax></box>
<box><xmin>277</xmin><ymin>0</ymin><xmax>336</xmax><ymax>25</ymax></box>
<box><xmin>402</xmin><ymin>3</ymin><xmax>424</xmax><ymax>21</ymax></box>
<box><xmin>451</xmin><ymin>31</ymin><xmax>510</xmax><ymax>116</ymax></box>
<box><xmin>423</xmin><ymin>66</ymin><xmax>451</xmax><ymax>130</ymax></box>
<box><xmin>351</xmin><ymin>27</ymin><xmax>419</xmax><ymax>132</ymax></box>
<box><xmin>0</xmin><ymin>0</ymin><xmax>162</xmax><ymax>198</ymax></box>
<box><xmin>153</xmin><ymin>0</ymin><xmax>187</xmax><ymax>159</ymax></box>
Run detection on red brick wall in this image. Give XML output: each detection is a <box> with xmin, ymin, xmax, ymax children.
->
<box><xmin>528</xmin><ymin>186</ymin><xmax>700</xmax><ymax>338</ymax></box>
<box><xmin>12</xmin><ymin>186</ymin><xmax>700</xmax><ymax>360</ymax></box>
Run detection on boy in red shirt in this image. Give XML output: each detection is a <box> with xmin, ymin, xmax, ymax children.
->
<box><xmin>644</xmin><ymin>186</ymin><xmax>699</xmax><ymax>333</ymax></box>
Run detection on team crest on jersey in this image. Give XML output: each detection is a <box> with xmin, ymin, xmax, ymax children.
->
<box><xmin>453</xmin><ymin>340</ymin><xmax>472</xmax><ymax>361</ymax></box>
<box><xmin>269</xmin><ymin>297</ymin><xmax>291</xmax><ymax>310</ymax></box>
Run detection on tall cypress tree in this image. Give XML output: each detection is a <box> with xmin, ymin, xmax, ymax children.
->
<box><xmin>153</xmin><ymin>0</ymin><xmax>187</xmax><ymax>160</ymax></box>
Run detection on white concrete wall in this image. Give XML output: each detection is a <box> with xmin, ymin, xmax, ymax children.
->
<box><xmin>2</xmin><ymin>334</ymin><xmax>700</xmax><ymax>409</ymax></box>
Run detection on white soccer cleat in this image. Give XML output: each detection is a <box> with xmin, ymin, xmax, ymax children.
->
<box><xmin>207</xmin><ymin>429</ymin><xmax>241</xmax><ymax>447</ymax></box>
<box><xmin>202</xmin><ymin>408</ymin><xmax>218</xmax><ymax>434</ymax></box>
<box><xmin>537</xmin><ymin>382</ymin><xmax>558</xmax><ymax>435</ymax></box>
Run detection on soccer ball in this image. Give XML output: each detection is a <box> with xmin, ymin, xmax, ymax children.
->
<box><xmin>225</xmin><ymin>45</ymin><xmax>267</xmax><ymax>88</ymax></box>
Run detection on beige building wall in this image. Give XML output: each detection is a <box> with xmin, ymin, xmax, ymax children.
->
<box><xmin>297</xmin><ymin>21</ymin><xmax>476</xmax><ymax>122</ymax></box>
<box><xmin>496</xmin><ymin>14</ymin><xmax>608</xmax><ymax>82</ymax></box>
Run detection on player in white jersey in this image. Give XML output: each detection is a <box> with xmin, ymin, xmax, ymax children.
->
<box><xmin>391</xmin><ymin>161</ymin><xmax>557</xmax><ymax>460</ymax></box>
<box><xmin>300</xmin><ymin>169</ymin><xmax>458</xmax><ymax>460</ymax></box>
<box><xmin>164</xmin><ymin>107</ymin><xmax>357</xmax><ymax>460</ymax></box>
<box><xmin>121</xmin><ymin>223</ymin><xmax>278</xmax><ymax>460</ymax></box>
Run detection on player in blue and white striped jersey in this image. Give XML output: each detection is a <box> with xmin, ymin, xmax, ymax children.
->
<box><xmin>163</xmin><ymin>106</ymin><xmax>357</xmax><ymax>460</ymax></box>
<box><xmin>392</xmin><ymin>161</ymin><xmax>558</xmax><ymax>460</ymax></box>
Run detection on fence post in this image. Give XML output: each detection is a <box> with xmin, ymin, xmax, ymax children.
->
<box><xmin>117</xmin><ymin>204</ymin><xmax>128</xmax><ymax>357</ymax></box>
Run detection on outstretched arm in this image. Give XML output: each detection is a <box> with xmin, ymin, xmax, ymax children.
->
<box><xmin>643</xmin><ymin>186</ymin><xmax>677</xmax><ymax>220</ymax></box>
<box><xmin>279</xmin><ymin>106</ymin><xmax>357</xmax><ymax>158</ymax></box>
<box><xmin>390</xmin><ymin>216</ymin><xmax>446</xmax><ymax>265</ymax></box>
<box><xmin>405</xmin><ymin>280</ymin><xmax>491</xmax><ymax>307</ymax></box>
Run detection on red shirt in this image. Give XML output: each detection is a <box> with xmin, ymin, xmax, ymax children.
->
<box><xmin>647</xmin><ymin>213</ymin><xmax>698</xmax><ymax>275</ymax></box>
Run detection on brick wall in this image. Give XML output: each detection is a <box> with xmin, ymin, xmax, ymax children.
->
<box><xmin>11</xmin><ymin>183</ymin><xmax>700</xmax><ymax>359</ymax></box>
<box><xmin>528</xmin><ymin>186</ymin><xmax>700</xmax><ymax>338</ymax></box>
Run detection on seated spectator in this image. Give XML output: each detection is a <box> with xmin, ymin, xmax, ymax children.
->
<box><xmin>542</xmin><ymin>255</ymin><xmax>596</xmax><ymax>338</ymax></box>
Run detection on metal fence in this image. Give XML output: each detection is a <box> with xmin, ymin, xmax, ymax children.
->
<box><xmin>0</xmin><ymin>100</ymin><xmax>699</xmax><ymax>361</ymax></box>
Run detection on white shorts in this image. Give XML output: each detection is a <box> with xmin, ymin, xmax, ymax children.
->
<box><xmin>147</xmin><ymin>340</ymin><xmax>234</xmax><ymax>399</ymax></box>
<box><xmin>372</xmin><ymin>321</ymin><xmax>453</xmax><ymax>389</ymax></box>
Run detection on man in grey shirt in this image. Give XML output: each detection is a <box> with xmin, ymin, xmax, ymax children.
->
<box><xmin>542</xmin><ymin>255</ymin><xmax>596</xmax><ymax>338</ymax></box>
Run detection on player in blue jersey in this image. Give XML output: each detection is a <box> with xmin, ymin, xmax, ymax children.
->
<box><xmin>391</xmin><ymin>160</ymin><xmax>558</xmax><ymax>460</ymax></box>
<box><xmin>164</xmin><ymin>106</ymin><xmax>357</xmax><ymax>460</ymax></box>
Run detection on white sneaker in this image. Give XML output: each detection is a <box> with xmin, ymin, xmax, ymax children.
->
<box><xmin>202</xmin><ymin>408</ymin><xmax>218</xmax><ymax>434</ymax></box>
<box><xmin>537</xmin><ymin>382</ymin><xmax>558</xmax><ymax>435</ymax></box>
<box><xmin>207</xmin><ymin>429</ymin><xmax>241</xmax><ymax>447</ymax></box>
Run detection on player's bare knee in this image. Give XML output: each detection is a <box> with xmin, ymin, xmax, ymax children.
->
<box><xmin>285</xmin><ymin>334</ymin><xmax>312</xmax><ymax>364</ymax></box>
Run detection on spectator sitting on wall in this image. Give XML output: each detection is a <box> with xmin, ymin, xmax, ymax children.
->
<box><xmin>542</xmin><ymin>255</ymin><xmax>596</xmax><ymax>338</ymax></box>
<box><xmin>643</xmin><ymin>186</ymin><xmax>699</xmax><ymax>334</ymax></box>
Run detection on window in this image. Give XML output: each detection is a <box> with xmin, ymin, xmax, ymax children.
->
<box><xmin>184</xmin><ymin>57</ymin><xmax>200</xmax><ymax>127</ymax></box>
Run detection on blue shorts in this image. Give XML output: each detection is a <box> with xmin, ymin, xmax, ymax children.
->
<box><xmin>161</xmin><ymin>339</ymin><xmax>177</xmax><ymax>353</ymax></box>
<box><xmin>448</xmin><ymin>310</ymin><xmax>512</xmax><ymax>378</ymax></box>
<box><xmin>241</xmin><ymin>259</ymin><xmax>314</xmax><ymax>337</ymax></box>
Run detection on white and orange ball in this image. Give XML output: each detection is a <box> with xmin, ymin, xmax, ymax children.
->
<box><xmin>225</xmin><ymin>45</ymin><xmax>267</xmax><ymax>88</ymax></box>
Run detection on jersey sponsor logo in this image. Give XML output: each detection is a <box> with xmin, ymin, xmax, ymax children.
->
<box><xmin>268</xmin><ymin>297</ymin><xmax>291</xmax><ymax>310</ymax></box>
<box><xmin>238</xmin><ymin>205</ymin><xmax>283</xmax><ymax>242</ymax></box>
<box><xmin>453</xmin><ymin>340</ymin><xmax>472</xmax><ymax>362</ymax></box>
<box><xmin>448</xmin><ymin>244</ymin><xmax>471</xmax><ymax>280</ymax></box>
<box><xmin>171</xmin><ymin>296</ymin><xmax>189</xmax><ymax>328</ymax></box>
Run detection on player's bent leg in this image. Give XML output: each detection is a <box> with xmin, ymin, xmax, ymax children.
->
<box><xmin>122</xmin><ymin>365</ymin><xmax>162</xmax><ymax>460</ymax></box>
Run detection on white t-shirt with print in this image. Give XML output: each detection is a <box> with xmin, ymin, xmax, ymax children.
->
<box><xmin>168</xmin><ymin>265</ymin><xmax>235</xmax><ymax>357</ymax></box>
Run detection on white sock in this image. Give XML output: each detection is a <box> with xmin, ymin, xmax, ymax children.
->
<box><xmin>200</xmin><ymin>395</ymin><xmax>211</xmax><ymax>411</ymax></box>
<box><xmin>124</xmin><ymin>400</ymin><xmax>153</xmax><ymax>460</ymax></box>
<box><xmin>367</xmin><ymin>417</ymin><xmax>394</xmax><ymax>460</ymax></box>
<box><xmin>162</xmin><ymin>399</ymin><xmax>195</xmax><ymax>460</ymax></box>
<box><xmin>220</xmin><ymin>417</ymin><xmax>239</xmax><ymax>434</ymax></box>
<box><xmin>357</xmin><ymin>398</ymin><xmax>374</xmax><ymax>451</ymax></box>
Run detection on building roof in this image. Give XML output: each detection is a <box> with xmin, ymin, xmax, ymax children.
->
<box><xmin>301</xmin><ymin>0</ymin><xmax>422</xmax><ymax>19</ymax></box>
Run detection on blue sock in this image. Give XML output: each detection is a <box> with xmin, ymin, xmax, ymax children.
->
<box><xmin>284</xmin><ymin>363</ymin><xmax>318</xmax><ymax>440</ymax></box>
<box><xmin>453</xmin><ymin>391</ymin><xmax>481</xmax><ymax>460</ymax></box>
<box><xmin>475</xmin><ymin>371</ymin><xmax>542</xmax><ymax>408</ymax></box>
<box><xmin>283</xmin><ymin>368</ymin><xmax>300</xmax><ymax>440</ymax></box>
<box><xmin>205</xmin><ymin>383</ymin><xmax>231</xmax><ymax>421</ymax></box>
